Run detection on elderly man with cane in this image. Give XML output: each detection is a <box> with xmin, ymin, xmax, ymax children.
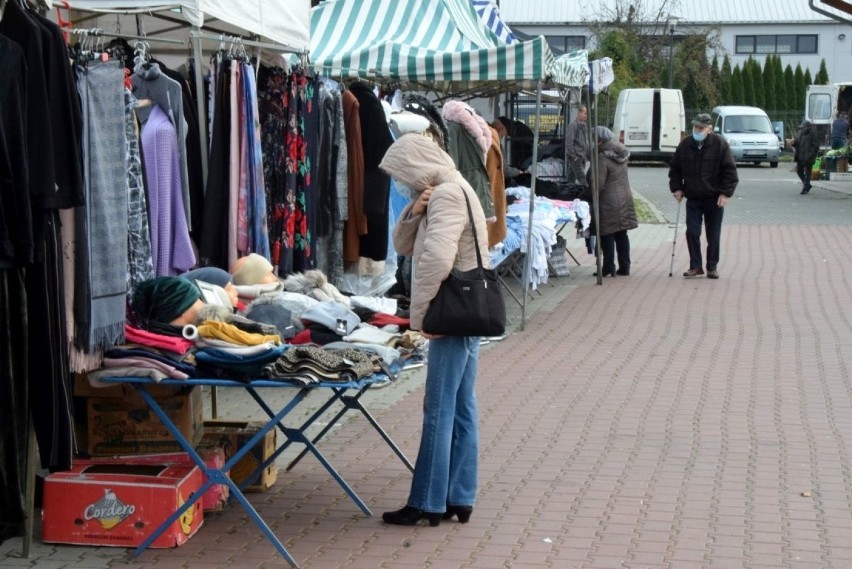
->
<box><xmin>668</xmin><ymin>113</ymin><xmax>738</xmax><ymax>280</ymax></box>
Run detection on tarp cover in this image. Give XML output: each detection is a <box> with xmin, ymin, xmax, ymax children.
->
<box><xmin>64</xmin><ymin>0</ymin><xmax>310</xmax><ymax>50</ymax></box>
<box><xmin>310</xmin><ymin>0</ymin><xmax>560</xmax><ymax>91</ymax></box>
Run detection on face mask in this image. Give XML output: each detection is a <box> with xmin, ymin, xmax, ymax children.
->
<box><xmin>692</xmin><ymin>130</ymin><xmax>706</xmax><ymax>142</ymax></box>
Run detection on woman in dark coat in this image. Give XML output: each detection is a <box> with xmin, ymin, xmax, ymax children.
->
<box><xmin>594</xmin><ymin>126</ymin><xmax>638</xmax><ymax>276</ymax></box>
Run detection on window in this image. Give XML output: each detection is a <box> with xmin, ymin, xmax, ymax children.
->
<box><xmin>735</xmin><ymin>34</ymin><xmax>818</xmax><ymax>55</ymax></box>
<box><xmin>808</xmin><ymin>93</ymin><xmax>832</xmax><ymax>121</ymax></box>
<box><xmin>544</xmin><ymin>35</ymin><xmax>585</xmax><ymax>54</ymax></box>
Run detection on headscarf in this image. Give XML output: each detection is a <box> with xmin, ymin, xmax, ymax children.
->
<box><xmin>131</xmin><ymin>276</ymin><xmax>201</xmax><ymax>335</ymax></box>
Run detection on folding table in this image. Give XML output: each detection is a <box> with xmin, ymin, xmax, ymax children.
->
<box><xmin>100</xmin><ymin>372</ymin><xmax>413</xmax><ymax>568</ymax></box>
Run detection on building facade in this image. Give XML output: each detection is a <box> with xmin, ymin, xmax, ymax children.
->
<box><xmin>499</xmin><ymin>0</ymin><xmax>852</xmax><ymax>83</ymax></box>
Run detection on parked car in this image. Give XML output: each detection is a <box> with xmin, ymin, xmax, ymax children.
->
<box><xmin>710</xmin><ymin>106</ymin><xmax>780</xmax><ymax>167</ymax></box>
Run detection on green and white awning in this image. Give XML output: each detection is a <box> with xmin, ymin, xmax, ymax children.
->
<box><xmin>310</xmin><ymin>0</ymin><xmax>559</xmax><ymax>89</ymax></box>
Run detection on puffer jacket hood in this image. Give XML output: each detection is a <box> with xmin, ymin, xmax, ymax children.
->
<box><xmin>599</xmin><ymin>140</ymin><xmax>630</xmax><ymax>164</ymax></box>
<box><xmin>384</xmin><ymin>133</ymin><xmax>490</xmax><ymax>332</ymax></box>
<box><xmin>379</xmin><ymin>134</ymin><xmax>458</xmax><ymax>192</ymax></box>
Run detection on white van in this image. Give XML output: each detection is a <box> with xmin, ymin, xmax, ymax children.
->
<box><xmin>612</xmin><ymin>88</ymin><xmax>685</xmax><ymax>161</ymax></box>
<box><xmin>710</xmin><ymin>106</ymin><xmax>780</xmax><ymax>167</ymax></box>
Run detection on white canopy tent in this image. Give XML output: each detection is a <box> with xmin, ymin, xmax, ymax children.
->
<box><xmin>61</xmin><ymin>0</ymin><xmax>310</xmax><ymax>50</ymax></box>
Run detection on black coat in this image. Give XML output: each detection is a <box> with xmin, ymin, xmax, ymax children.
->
<box><xmin>793</xmin><ymin>124</ymin><xmax>821</xmax><ymax>164</ymax></box>
<box><xmin>668</xmin><ymin>133</ymin><xmax>739</xmax><ymax>199</ymax></box>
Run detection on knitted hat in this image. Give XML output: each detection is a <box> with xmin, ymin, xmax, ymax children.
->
<box><xmin>181</xmin><ymin>267</ymin><xmax>232</xmax><ymax>288</ymax></box>
<box><xmin>595</xmin><ymin>126</ymin><xmax>615</xmax><ymax>141</ymax></box>
<box><xmin>132</xmin><ymin>277</ymin><xmax>201</xmax><ymax>329</ymax></box>
<box><xmin>231</xmin><ymin>253</ymin><xmax>275</xmax><ymax>286</ymax></box>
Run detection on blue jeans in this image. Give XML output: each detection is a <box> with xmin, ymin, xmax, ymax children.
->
<box><xmin>685</xmin><ymin>196</ymin><xmax>724</xmax><ymax>271</ymax></box>
<box><xmin>408</xmin><ymin>336</ymin><xmax>480</xmax><ymax>513</ymax></box>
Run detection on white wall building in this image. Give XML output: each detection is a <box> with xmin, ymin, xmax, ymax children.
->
<box><xmin>499</xmin><ymin>0</ymin><xmax>852</xmax><ymax>83</ymax></box>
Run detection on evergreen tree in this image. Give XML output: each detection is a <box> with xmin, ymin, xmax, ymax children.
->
<box><xmin>720</xmin><ymin>54</ymin><xmax>733</xmax><ymax>103</ymax></box>
<box><xmin>710</xmin><ymin>54</ymin><xmax>720</xmax><ymax>96</ymax></box>
<box><xmin>764</xmin><ymin>55</ymin><xmax>776</xmax><ymax>111</ymax></box>
<box><xmin>774</xmin><ymin>56</ymin><xmax>787</xmax><ymax>112</ymax></box>
<box><xmin>743</xmin><ymin>61</ymin><xmax>755</xmax><ymax>106</ymax></box>
<box><xmin>794</xmin><ymin>64</ymin><xmax>805</xmax><ymax>111</ymax></box>
<box><xmin>815</xmin><ymin>59</ymin><xmax>829</xmax><ymax>84</ymax></box>
<box><xmin>785</xmin><ymin>64</ymin><xmax>796</xmax><ymax>110</ymax></box>
<box><xmin>731</xmin><ymin>65</ymin><xmax>744</xmax><ymax>105</ymax></box>
<box><xmin>751</xmin><ymin>57</ymin><xmax>765</xmax><ymax>109</ymax></box>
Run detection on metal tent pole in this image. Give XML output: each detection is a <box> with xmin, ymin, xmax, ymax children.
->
<box><xmin>589</xmin><ymin>85</ymin><xmax>602</xmax><ymax>284</ymax></box>
<box><xmin>520</xmin><ymin>80</ymin><xmax>544</xmax><ymax>330</ymax></box>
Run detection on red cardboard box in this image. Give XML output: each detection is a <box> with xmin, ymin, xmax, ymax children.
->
<box><xmin>42</xmin><ymin>459</ymin><xmax>204</xmax><ymax>548</ymax></box>
<box><xmin>116</xmin><ymin>450</ymin><xmax>230</xmax><ymax>512</ymax></box>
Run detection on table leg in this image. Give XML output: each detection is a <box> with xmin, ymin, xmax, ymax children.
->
<box><xmin>131</xmin><ymin>385</ymin><xmax>301</xmax><ymax>568</ymax></box>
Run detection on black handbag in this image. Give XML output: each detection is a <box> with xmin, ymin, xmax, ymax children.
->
<box><xmin>422</xmin><ymin>189</ymin><xmax>507</xmax><ymax>337</ymax></box>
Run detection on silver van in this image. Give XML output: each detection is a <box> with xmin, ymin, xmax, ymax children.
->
<box><xmin>710</xmin><ymin>106</ymin><xmax>780</xmax><ymax>167</ymax></box>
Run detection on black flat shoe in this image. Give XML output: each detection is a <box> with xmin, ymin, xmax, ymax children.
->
<box><xmin>592</xmin><ymin>271</ymin><xmax>616</xmax><ymax>277</ymax></box>
<box><xmin>442</xmin><ymin>505</ymin><xmax>473</xmax><ymax>523</ymax></box>
<box><xmin>382</xmin><ymin>505</ymin><xmax>442</xmax><ymax>527</ymax></box>
<box><xmin>616</xmin><ymin>268</ymin><xmax>630</xmax><ymax>276</ymax></box>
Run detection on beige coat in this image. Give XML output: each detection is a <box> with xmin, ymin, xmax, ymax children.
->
<box><xmin>380</xmin><ymin>134</ymin><xmax>489</xmax><ymax>331</ymax></box>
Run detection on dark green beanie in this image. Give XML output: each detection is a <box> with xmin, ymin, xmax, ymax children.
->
<box><xmin>132</xmin><ymin>277</ymin><xmax>201</xmax><ymax>332</ymax></box>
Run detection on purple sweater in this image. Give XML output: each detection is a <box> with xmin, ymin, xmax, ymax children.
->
<box><xmin>141</xmin><ymin>105</ymin><xmax>196</xmax><ymax>275</ymax></box>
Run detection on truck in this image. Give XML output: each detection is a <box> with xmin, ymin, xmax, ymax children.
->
<box><xmin>804</xmin><ymin>82</ymin><xmax>852</xmax><ymax>149</ymax></box>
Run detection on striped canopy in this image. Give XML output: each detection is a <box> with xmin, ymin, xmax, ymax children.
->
<box><xmin>310</xmin><ymin>0</ymin><xmax>573</xmax><ymax>92</ymax></box>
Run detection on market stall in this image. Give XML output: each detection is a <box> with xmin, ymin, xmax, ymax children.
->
<box><xmin>309</xmin><ymin>0</ymin><xmax>593</xmax><ymax>328</ymax></box>
<box><xmin>1</xmin><ymin>0</ymin><xmax>311</xmax><ymax>557</ymax></box>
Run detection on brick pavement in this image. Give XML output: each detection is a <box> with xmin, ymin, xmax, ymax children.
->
<box><xmin>4</xmin><ymin>220</ymin><xmax>852</xmax><ymax>568</ymax></box>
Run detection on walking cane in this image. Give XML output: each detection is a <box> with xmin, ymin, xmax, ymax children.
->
<box><xmin>668</xmin><ymin>200</ymin><xmax>682</xmax><ymax>277</ymax></box>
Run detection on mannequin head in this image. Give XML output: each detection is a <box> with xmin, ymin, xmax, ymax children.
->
<box><xmin>182</xmin><ymin>267</ymin><xmax>239</xmax><ymax>308</ymax></box>
<box><xmin>131</xmin><ymin>276</ymin><xmax>204</xmax><ymax>333</ymax></box>
<box><xmin>230</xmin><ymin>253</ymin><xmax>279</xmax><ymax>286</ymax></box>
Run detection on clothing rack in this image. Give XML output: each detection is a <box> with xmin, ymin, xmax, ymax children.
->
<box><xmin>187</xmin><ymin>28</ymin><xmax>309</xmax><ymax>185</ymax></box>
<box><xmin>62</xmin><ymin>26</ymin><xmax>187</xmax><ymax>45</ymax></box>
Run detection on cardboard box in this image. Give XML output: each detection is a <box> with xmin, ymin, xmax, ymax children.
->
<box><xmin>202</xmin><ymin>420</ymin><xmax>278</xmax><ymax>492</ymax></box>
<box><xmin>86</xmin><ymin>387</ymin><xmax>204</xmax><ymax>456</ymax></box>
<box><xmin>104</xmin><ymin>451</ymin><xmax>230</xmax><ymax>512</ymax></box>
<box><xmin>74</xmin><ymin>372</ymin><xmax>185</xmax><ymax>399</ymax></box>
<box><xmin>42</xmin><ymin>459</ymin><xmax>204</xmax><ymax>548</ymax></box>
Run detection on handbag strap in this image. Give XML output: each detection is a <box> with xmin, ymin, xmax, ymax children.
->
<box><xmin>459</xmin><ymin>188</ymin><xmax>485</xmax><ymax>270</ymax></box>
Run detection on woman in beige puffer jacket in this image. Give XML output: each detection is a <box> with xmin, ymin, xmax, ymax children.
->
<box><xmin>378</xmin><ymin>133</ymin><xmax>489</xmax><ymax>527</ymax></box>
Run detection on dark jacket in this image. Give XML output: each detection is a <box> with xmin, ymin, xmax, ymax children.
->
<box><xmin>793</xmin><ymin>123</ymin><xmax>821</xmax><ymax>164</ymax></box>
<box><xmin>595</xmin><ymin>140</ymin><xmax>638</xmax><ymax>236</ymax></box>
<box><xmin>668</xmin><ymin>133</ymin><xmax>738</xmax><ymax>199</ymax></box>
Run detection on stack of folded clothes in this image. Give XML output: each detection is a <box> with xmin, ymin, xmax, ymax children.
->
<box><xmin>263</xmin><ymin>346</ymin><xmax>379</xmax><ymax>386</ymax></box>
<box><xmin>192</xmin><ymin>312</ymin><xmax>286</xmax><ymax>380</ymax></box>
<box><xmin>87</xmin><ymin>324</ymin><xmax>197</xmax><ymax>384</ymax></box>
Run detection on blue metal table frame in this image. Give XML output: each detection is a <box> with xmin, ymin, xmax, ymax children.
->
<box><xmin>100</xmin><ymin>374</ymin><xmax>414</xmax><ymax>568</ymax></box>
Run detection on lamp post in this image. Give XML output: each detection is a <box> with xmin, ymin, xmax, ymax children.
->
<box><xmin>667</xmin><ymin>17</ymin><xmax>677</xmax><ymax>88</ymax></box>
